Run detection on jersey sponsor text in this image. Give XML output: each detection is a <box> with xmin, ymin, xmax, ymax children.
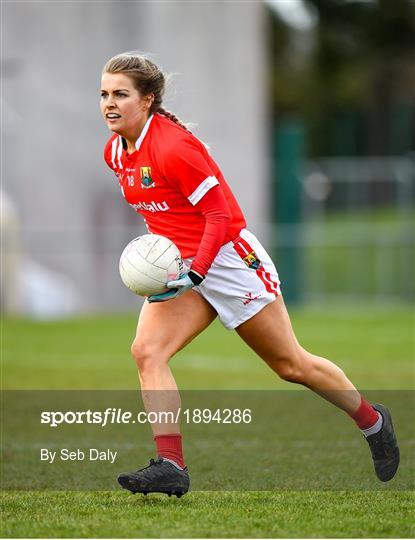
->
<box><xmin>129</xmin><ymin>201</ymin><xmax>170</xmax><ymax>213</ymax></box>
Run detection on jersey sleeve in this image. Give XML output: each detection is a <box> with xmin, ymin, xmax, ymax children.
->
<box><xmin>162</xmin><ymin>136</ymin><xmax>219</xmax><ymax>205</ymax></box>
<box><xmin>104</xmin><ymin>139</ymin><xmax>114</xmax><ymax>170</ymax></box>
<box><xmin>104</xmin><ymin>135</ymin><xmax>123</xmax><ymax>173</ymax></box>
<box><xmin>190</xmin><ymin>185</ymin><xmax>231</xmax><ymax>276</ymax></box>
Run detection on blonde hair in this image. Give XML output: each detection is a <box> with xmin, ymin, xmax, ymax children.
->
<box><xmin>102</xmin><ymin>52</ymin><xmax>190</xmax><ymax>132</ymax></box>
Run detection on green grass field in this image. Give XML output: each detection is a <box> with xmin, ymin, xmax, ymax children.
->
<box><xmin>1</xmin><ymin>306</ymin><xmax>414</xmax><ymax>538</ymax></box>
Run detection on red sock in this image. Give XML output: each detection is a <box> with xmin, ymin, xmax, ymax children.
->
<box><xmin>348</xmin><ymin>396</ymin><xmax>379</xmax><ymax>429</ymax></box>
<box><xmin>154</xmin><ymin>434</ymin><xmax>185</xmax><ymax>469</ymax></box>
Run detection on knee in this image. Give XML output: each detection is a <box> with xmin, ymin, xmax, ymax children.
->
<box><xmin>130</xmin><ymin>338</ymin><xmax>168</xmax><ymax>375</ymax></box>
<box><xmin>270</xmin><ymin>350</ymin><xmax>308</xmax><ymax>384</ymax></box>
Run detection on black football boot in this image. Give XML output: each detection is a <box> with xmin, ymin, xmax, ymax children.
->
<box><xmin>365</xmin><ymin>404</ymin><xmax>400</xmax><ymax>482</ymax></box>
<box><xmin>118</xmin><ymin>457</ymin><xmax>190</xmax><ymax>497</ymax></box>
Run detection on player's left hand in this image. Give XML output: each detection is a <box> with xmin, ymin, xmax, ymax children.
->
<box><xmin>147</xmin><ymin>270</ymin><xmax>205</xmax><ymax>303</ymax></box>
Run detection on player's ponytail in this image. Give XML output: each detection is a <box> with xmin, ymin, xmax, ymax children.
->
<box><xmin>157</xmin><ymin>107</ymin><xmax>191</xmax><ymax>132</ymax></box>
<box><xmin>103</xmin><ymin>52</ymin><xmax>191</xmax><ymax>133</ymax></box>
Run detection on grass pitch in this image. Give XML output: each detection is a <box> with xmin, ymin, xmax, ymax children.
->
<box><xmin>2</xmin><ymin>491</ymin><xmax>414</xmax><ymax>538</ymax></box>
<box><xmin>1</xmin><ymin>306</ymin><xmax>414</xmax><ymax>538</ymax></box>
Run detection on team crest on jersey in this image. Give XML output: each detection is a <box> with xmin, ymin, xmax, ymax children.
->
<box><xmin>140</xmin><ymin>167</ymin><xmax>155</xmax><ymax>188</ymax></box>
<box><xmin>243</xmin><ymin>251</ymin><xmax>261</xmax><ymax>270</ymax></box>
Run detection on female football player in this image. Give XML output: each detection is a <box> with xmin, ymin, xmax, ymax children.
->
<box><xmin>100</xmin><ymin>52</ymin><xmax>399</xmax><ymax>497</ymax></box>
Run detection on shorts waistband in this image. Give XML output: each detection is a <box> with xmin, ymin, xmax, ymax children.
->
<box><xmin>184</xmin><ymin>229</ymin><xmax>247</xmax><ymax>264</ymax></box>
<box><xmin>221</xmin><ymin>228</ymin><xmax>246</xmax><ymax>250</ymax></box>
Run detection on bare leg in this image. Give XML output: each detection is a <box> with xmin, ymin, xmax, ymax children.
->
<box><xmin>131</xmin><ymin>290</ymin><xmax>217</xmax><ymax>435</ymax></box>
<box><xmin>236</xmin><ymin>296</ymin><xmax>361</xmax><ymax>413</ymax></box>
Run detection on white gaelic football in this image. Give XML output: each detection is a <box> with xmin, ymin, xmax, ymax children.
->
<box><xmin>119</xmin><ymin>234</ymin><xmax>184</xmax><ymax>296</ymax></box>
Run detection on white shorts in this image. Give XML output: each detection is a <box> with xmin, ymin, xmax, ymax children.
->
<box><xmin>188</xmin><ymin>229</ymin><xmax>281</xmax><ymax>330</ymax></box>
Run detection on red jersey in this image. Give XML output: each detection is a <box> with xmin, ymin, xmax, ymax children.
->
<box><xmin>104</xmin><ymin>113</ymin><xmax>246</xmax><ymax>258</ymax></box>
